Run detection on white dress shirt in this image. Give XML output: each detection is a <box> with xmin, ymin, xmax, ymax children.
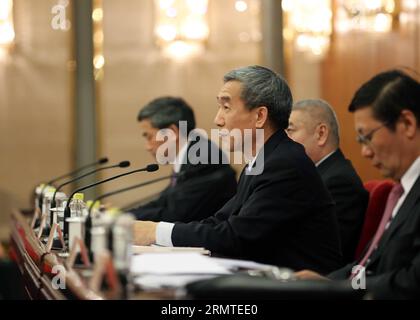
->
<box><xmin>389</xmin><ymin>156</ymin><xmax>420</xmax><ymax>223</ymax></box>
<box><xmin>173</xmin><ymin>140</ymin><xmax>188</xmax><ymax>173</ymax></box>
<box><xmin>156</xmin><ymin>147</ymin><xmax>258</xmax><ymax>247</ymax></box>
<box><xmin>155</xmin><ymin>140</ymin><xmax>188</xmax><ymax>246</ymax></box>
<box><xmin>315</xmin><ymin>149</ymin><xmax>337</xmax><ymax>167</ymax></box>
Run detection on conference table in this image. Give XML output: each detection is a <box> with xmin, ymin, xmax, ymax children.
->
<box><xmin>9</xmin><ymin>209</ymin><xmax>363</xmax><ymax>300</ymax></box>
<box><xmin>9</xmin><ymin>209</ymin><xmax>179</xmax><ymax>300</ymax></box>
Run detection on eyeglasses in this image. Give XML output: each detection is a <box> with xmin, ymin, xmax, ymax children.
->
<box><xmin>356</xmin><ymin>123</ymin><xmax>388</xmax><ymax>146</ymax></box>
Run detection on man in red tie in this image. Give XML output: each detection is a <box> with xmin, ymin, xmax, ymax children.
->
<box><xmin>295</xmin><ymin>69</ymin><xmax>420</xmax><ymax>299</ymax></box>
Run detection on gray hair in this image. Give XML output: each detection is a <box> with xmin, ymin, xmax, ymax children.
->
<box><xmin>223</xmin><ymin>65</ymin><xmax>293</xmax><ymax>129</ymax></box>
<box><xmin>293</xmin><ymin>99</ymin><xmax>340</xmax><ymax>146</ymax></box>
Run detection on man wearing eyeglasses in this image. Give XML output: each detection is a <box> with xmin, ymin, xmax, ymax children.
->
<box><xmin>295</xmin><ymin>69</ymin><xmax>420</xmax><ymax>299</ymax></box>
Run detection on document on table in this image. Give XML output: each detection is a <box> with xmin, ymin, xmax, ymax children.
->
<box><xmin>130</xmin><ymin>252</ymin><xmax>231</xmax><ymax>275</ymax></box>
<box><xmin>210</xmin><ymin>257</ymin><xmax>277</xmax><ymax>271</ymax></box>
<box><xmin>130</xmin><ymin>253</ymin><xmax>282</xmax><ymax>290</ymax></box>
<box><xmin>133</xmin><ymin>274</ymin><xmax>217</xmax><ymax>290</ymax></box>
<box><xmin>132</xmin><ymin>245</ymin><xmax>210</xmax><ymax>255</ymax></box>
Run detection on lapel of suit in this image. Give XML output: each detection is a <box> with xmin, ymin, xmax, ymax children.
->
<box><xmin>235</xmin><ymin>129</ymin><xmax>287</xmax><ymax>202</ymax></box>
<box><xmin>368</xmin><ymin>175</ymin><xmax>420</xmax><ymax>264</ymax></box>
<box><xmin>317</xmin><ymin>148</ymin><xmax>342</xmax><ymax>176</ymax></box>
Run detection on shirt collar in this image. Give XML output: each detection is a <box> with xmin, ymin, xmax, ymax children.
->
<box><xmin>173</xmin><ymin>139</ymin><xmax>189</xmax><ymax>173</ymax></box>
<box><xmin>245</xmin><ymin>148</ymin><xmax>262</xmax><ymax>172</ymax></box>
<box><xmin>315</xmin><ymin>149</ymin><xmax>337</xmax><ymax>167</ymax></box>
<box><xmin>400</xmin><ymin>156</ymin><xmax>420</xmax><ymax>195</ymax></box>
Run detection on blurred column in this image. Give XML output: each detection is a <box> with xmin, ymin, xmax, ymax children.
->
<box><xmin>261</xmin><ymin>0</ymin><xmax>284</xmax><ymax>75</ymax></box>
<box><xmin>72</xmin><ymin>0</ymin><xmax>97</xmax><ymax>198</ymax></box>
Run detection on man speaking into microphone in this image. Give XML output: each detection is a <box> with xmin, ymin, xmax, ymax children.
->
<box><xmin>132</xmin><ymin>66</ymin><xmax>342</xmax><ymax>273</ymax></box>
<box><xmin>129</xmin><ymin>96</ymin><xmax>237</xmax><ymax>223</ymax></box>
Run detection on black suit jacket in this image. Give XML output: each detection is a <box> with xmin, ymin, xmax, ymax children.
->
<box><xmin>329</xmin><ymin>174</ymin><xmax>420</xmax><ymax>299</ymax></box>
<box><xmin>131</xmin><ymin>138</ymin><xmax>237</xmax><ymax>223</ymax></box>
<box><xmin>317</xmin><ymin>149</ymin><xmax>369</xmax><ymax>264</ymax></box>
<box><xmin>172</xmin><ymin>130</ymin><xmax>342</xmax><ymax>274</ymax></box>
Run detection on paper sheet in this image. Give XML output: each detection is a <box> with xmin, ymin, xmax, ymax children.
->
<box><xmin>130</xmin><ymin>252</ymin><xmax>231</xmax><ymax>275</ymax></box>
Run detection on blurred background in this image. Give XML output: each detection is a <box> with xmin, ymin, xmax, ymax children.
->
<box><xmin>0</xmin><ymin>0</ymin><xmax>419</xmax><ymax>240</ymax></box>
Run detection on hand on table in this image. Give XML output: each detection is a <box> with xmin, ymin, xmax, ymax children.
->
<box><xmin>133</xmin><ymin>221</ymin><xmax>158</xmax><ymax>246</ymax></box>
<box><xmin>294</xmin><ymin>270</ymin><xmax>330</xmax><ymax>281</ymax></box>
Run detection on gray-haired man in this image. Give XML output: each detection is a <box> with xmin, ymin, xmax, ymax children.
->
<box><xmin>287</xmin><ymin>99</ymin><xmax>368</xmax><ymax>264</ymax></box>
<box><xmin>133</xmin><ymin>66</ymin><xmax>342</xmax><ymax>274</ymax></box>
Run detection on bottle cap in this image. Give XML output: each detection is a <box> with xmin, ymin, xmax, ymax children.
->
<box><xmin>45</xmin><ymin>186</ymin><xmax>56</xmax><ymax>193</ymax></box>
<box><xmin>73</xmin><ymin>193</ymin><xmax>84</xmax><ymax>201</ymax></box>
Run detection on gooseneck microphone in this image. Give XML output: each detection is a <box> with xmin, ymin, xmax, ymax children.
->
<box><xmin>63</xmin><ymin>164</ymin><xmax>159</xmax><ymax>237</ymax></box>
<box><xmin>47</xmin><ymin>157</ymin><xmax>109</xmax><ymax>186</ymax></box>
<box><xmin>84</xmin><ymin>173</ymin><xmax>173</xmax><ymax>251</ymax></box>
<box><xmin>38</xmin><ymin>157</ymin><xmax>109</xmax><ymax>210</ymax></box>
<box><xmin>49</xmin><ymin>160</ymin><xmax>131</xmax><ymax>226</ymax></box>
<box><xmin>87</xmin><ymin>173</ymin><xmax>175</xmax><ymax>215</ymax></box>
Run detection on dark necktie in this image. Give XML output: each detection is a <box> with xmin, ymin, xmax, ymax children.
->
<box><xmin>170</xmin><ymin>171</ymin><xmax>177</xmax><ymax>187</ymax></box>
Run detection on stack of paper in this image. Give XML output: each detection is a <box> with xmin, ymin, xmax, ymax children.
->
<box><xmin>131</xmin><ymin>252</ymin><xmax>231</xmax><ymax>290</ymax></box>
<box><xmin>130</xmin><ymin>253</ymin><xmax>282</xmax><ymax>290</ymax></box>
<box><xmin>132</xmin><ymin>245</ymin><xmax>210</xmax><ymax>255</ymax></box>
<box><xmin>133</xmin><ymin>274</ymin><xmax>216</xmax><ymax>290</ymax></box>
<box><xmin>130</xmin><ymin>252</ymin><xmax>230</xmax><ymax>275</ymax></box>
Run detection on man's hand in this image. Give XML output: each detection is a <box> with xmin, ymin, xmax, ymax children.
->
<box><xmin>294</xmin><ymin>270</ymin><xmax>330</xmax><ymax>281</ymax></box>
<box><xmin>133</xmin><ymin>221</ymin><xmax>158</xmax><ymax>246</ymax></box>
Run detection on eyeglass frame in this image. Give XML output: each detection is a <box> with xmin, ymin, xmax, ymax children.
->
<box><xmin>356</xmin><ymin>122</ymin><xmax>389</xmax><ymax>146</ymax></box>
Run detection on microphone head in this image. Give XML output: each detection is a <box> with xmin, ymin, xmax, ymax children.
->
<box><xmin>146</xmin><ymin>164</ymin><xmax>159</xmax><ymax>172</ymax></box>
<box><xmin>119</xmin><ymin>161</ymin><xmax>131</xmax><ymax>168</ymax></box>
<box><xmin>98</xmin><ymin>157</ymin><xmax>109</xmax><ymax>164</ymax></box>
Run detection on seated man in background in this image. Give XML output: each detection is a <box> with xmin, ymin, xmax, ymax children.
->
<box><xmin>130</xmin><ymin>96</ymin><xmax>237</xmax><ymax>223</ymax></box>
<box><xmin>287</xmin><ymin>99</ymin><xmax>368</xmax><ymax>264</ymax></box>
<box><xmin>133</xmin><ymin>66</ymin><xmax>342</xmax><ymax>274</ymax></box>
<box><xmin>295</xmin><ymin>70</ymin><xmax>420</xmax><ymax>299</ymax></box>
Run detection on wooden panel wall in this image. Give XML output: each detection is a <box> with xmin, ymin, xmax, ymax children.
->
<box><xmin>0</xmin><ymin>0</ymin><xmax>72</xmax><ymax>240</ymax></box>
<box><xmin>321</xmin><ymin>9</ymin><xmax>420</xmax><ymax>182</ymax></box>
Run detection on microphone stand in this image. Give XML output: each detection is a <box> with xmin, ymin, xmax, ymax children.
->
<box><xmin>85</xmin><ymin>174</ymin><xmax>173</xmax><ymax>252</ymax></box>
<box><xmin>62</xmin><ymin>164</ymin><xmax>159</xmax><ymax>244</ymax></box>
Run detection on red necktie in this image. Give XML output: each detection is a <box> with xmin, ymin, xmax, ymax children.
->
<box><xmin>351</xmin><ymin>183</ymin><xmax>404</xmax><ymax>278</ymax></box>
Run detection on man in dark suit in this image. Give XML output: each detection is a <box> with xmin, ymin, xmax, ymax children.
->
<box><xmin>132</xmin><ymin>66</ymin><xmax>342</xmax><ymax>274</ymax></box>
<box><xmin>295</xmin><ymin>70</ymin><xmax>420</xmax><ymax>299</ymax></box>
<box><xmin>131</xmin><ymin>96</ymin><xmax>237</xmax><ymax>223</ymax></box>
<box><xmin>287</xmin><ymin>99</ymin><xmax>368</xmax><ymax>264</ymax></box>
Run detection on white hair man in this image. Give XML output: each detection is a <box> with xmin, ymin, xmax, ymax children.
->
<box><xmin>287</xmin><ymin>99</ymin><xmax>368</xmax><ymax>264</ymax></box>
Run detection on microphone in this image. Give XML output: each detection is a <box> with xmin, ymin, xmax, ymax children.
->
<box><xmin>85</xmin><ymin>173</ymin><xmax>174</xmax><ymax>251</ymax></box>
<box><xmin>63</xmin><ymin>164</ymin><xmax>159</xmax><ymax>238</ymax></box>
<box><xmin>88</xmin><ymin>174</ymin><xmax>176</xmax><ymax>214</ymax></box>
<box><xmin>47</xmin><ymin>157</ymin><xmax>109</xmax><ymax>185</ymax></box>
<box><xmin>49</xmin><ymin>161</ymin><xmax>130</xmax><ymax>226</ymax></box>
<box><xmin>38</xmin><ymin>157</ymin><xmax>109</xmax><ymax>210</ymax></box>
